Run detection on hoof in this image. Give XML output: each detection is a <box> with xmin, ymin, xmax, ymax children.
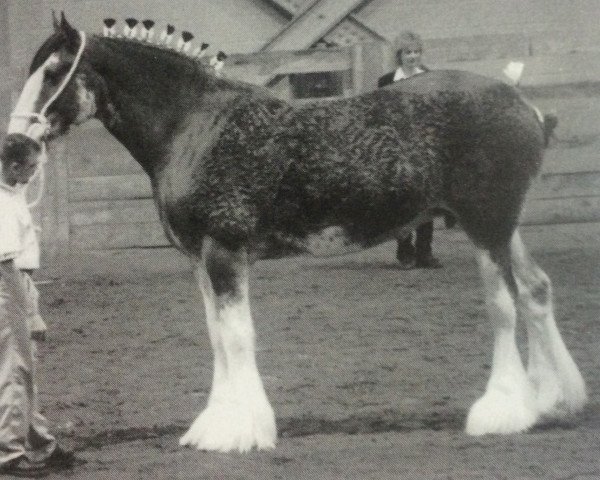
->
<box><xmin>179</xmin><ymin>399</ymin><xmax>276</xmax><ymax>453</ymax></box>
<box><xmin>465</xmin><ymin>386</ymin><xmax>538</xmax><ymax>435</ymax></box>
<box><xmin>530</xmin><ymin>364</ymin><xmax>588</xmax><ymax>417</ymax></box>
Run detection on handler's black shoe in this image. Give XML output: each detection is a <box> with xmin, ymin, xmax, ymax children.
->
<box><xmin>0</xmin><ymin>447</ymin><xmax>81</xmax><ymax>477</ymax></box>
<box><xmin>44</xmin><ymin>446</ymin><xmax>78</xmax><ymax>469</ymax></box>
<box><xmin>0</xmin><ymin>457</ymin><xmax>22</xmax><ymax>475</ymax></box>
<box><xmin>397</xmin><ymin>256</ymin><xmax>416</xmax><ymax>270</ymax></box>
<box><xmin>415</xmin><ymin>254</ymin><xmax>443</xmax><ymax>269</ymax></box>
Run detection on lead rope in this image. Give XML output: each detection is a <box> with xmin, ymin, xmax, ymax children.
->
<box><xmin>26</xmin><ymin>143</ymin><xmax>48</xmax><ymax>208</ymax></box>
<box><xmin>9</xmin><ymin>30</ymin><xmax>87</xmax><ymax>208</ymax></box>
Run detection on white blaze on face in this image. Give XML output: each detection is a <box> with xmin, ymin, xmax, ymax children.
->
<box><xmin>8</xmin><ymin>54</ymin><xmax>60</xmax><ymax>140</ymax></box>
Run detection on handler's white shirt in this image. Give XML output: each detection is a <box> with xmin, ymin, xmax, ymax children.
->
<box><xmin>393</xmin><ymin>66</ymin><xmax>425</xmax><ymax>82</ymax></box>
<box><xmin>0</xmin><ymin>182</ymin><xmax>40</xmax><ymax>269</ymax></box>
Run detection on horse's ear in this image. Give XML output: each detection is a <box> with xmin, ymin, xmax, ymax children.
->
<box><xmin>52</xmin><ymin>10</ymin><xmax>60</xmax><ymax>30</ymax></box>
<box><xmin>58</xmin><ymin>12</ymin><xmax>80</xmax><ymax>48</ymax></box>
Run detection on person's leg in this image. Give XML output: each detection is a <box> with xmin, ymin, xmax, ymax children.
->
<box><xmin>415</xmin><ymin>221</ymin><xmax>442</xmax><ymax>268</ymax></box>
<box><xmin>396</xmin><ymin>232</ymin><xmax>416</xmax><ymax>269</ymax></box>
<box><xmin>0</xmin><ymin>279</ymin><xmax>55</xmax><ymax>468</ymax></box>
<box><xmin>20</xmin><ymin>277</ymin><xmax>55</xmax><ymax>460</ymax></box>
<box><xmin>0</xmin><ymin>279</ymin><xmax>31</xmax><ymax>466</ymax></box>
<box><xmin>26</xmin><ymin>389</ymin><xmax>57</xmax><ymax>463</ymax></box>
<box><xmin>0</xmin><ymin>329</ymin><xmax>28</xmax><ymax>467</ymax></box>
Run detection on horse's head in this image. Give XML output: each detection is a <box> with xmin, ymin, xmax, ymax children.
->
<box><xmin>4</xmin><ymin>13</ymin><xmax>235</xmax><ymax>171</ymax></box>
<box><xmin>6</xmin><ymin>13</ymin><xmax>105</xmax><ymax>154</ymax></box>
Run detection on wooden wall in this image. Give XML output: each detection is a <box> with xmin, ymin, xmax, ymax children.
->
<box><xmin>0</xmin><ymin>2</ymin><xmax>13</xmax><ymax>133</ymax></box>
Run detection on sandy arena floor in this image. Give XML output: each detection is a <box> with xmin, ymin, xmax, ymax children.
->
<box><xmin>17</xmin><ymin>222</ymin><xmax>599</xmax><ymax>479</ymax></box>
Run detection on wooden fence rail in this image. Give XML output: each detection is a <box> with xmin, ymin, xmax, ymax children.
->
<box><xmin>43</xmin><ymin>154</ymin><xmax>600</xmax><ymax>251</ymax></box>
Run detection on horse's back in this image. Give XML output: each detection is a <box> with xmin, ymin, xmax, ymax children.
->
<box><xmin>381</xmin><ymin>69</ymin><xmax>509</xmax><ymax>95</ymax></box>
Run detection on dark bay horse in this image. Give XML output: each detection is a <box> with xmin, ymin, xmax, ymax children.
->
<box><xmin>4</xmin><ymin>15</ymin><xmax>586</xmax><ymax>452</ymax></box>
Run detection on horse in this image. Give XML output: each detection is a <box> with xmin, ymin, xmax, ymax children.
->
<box><xmin>4</xmin><ymin>14</ymin><xmax>587</xmax><ymax>453</ymax></box>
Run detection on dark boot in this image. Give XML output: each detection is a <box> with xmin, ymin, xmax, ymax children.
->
<box><xmin>415</xmin><ymin>222</ymin><xmax>442</xmax><ymax>269</ymax></box>
<box><xmin>396</xmin><ymin>233</ymin><xmax>416</xmax><ymax>269</ymax></box>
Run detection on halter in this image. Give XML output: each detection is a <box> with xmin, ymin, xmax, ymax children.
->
<box><xmin>10</xmin><ymin>30</ymin><xmax>87</xmax><ymax>142</ymax></box>
<box><xmin>9</xmin><ymin>30</ymin><xmax>86</xmax><ymax>207</ymax></box>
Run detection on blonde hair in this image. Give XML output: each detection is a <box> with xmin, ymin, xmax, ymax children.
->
<box><xmin>394</xmin><ymin>31</ymin><xmax>423</xmax><ymax>54</ymax></box>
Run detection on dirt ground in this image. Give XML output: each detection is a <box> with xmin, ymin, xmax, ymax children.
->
<box><xmin>8</xmin><ymin>222</ymin><xmax>595</xmax><ymax>480</ymax></box>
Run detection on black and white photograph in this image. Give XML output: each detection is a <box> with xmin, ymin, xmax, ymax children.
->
<box><xmin>0</xmin><ymin>1</ymin><xmax>598</xmax><ymax>478</ymax></box>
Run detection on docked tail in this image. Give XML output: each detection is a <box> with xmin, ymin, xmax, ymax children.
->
<box><xmin>542</xmin><ymin>113</ymin><xmax>558</xmax><ymax>147</ymax></box>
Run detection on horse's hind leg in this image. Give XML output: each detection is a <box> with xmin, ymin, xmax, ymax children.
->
<box><xmin>465</xmin><ymin>244</ymin><xmax>538</xmax><ymax>435</ymax></box>
<box><xmin>510</xmin><ymin>231</ymin><xmax>587</xmax><ymax>416</ymax></box>
<box><xmin>179</xmin><ymin>237</ymin><xmax>276</xmax><ymax>452</ymax></box>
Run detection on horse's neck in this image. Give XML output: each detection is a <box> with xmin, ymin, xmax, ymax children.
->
<box><xmin>101</xmin><ymin>83</ymin><xmax>188</xmax><ymax>174</ymax></box>
<box><xmin>90</xmin><ymin>38</ymin><xmax>222</xmax><ymax>175</ymax></box>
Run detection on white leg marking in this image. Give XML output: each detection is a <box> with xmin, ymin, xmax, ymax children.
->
<box><xmin>193</xmin><ymin>261</ymin><xmax>228</xmax><ymax>409</ymax></box>
<box><xmin>179</xmin><ymin>244</ymin><xmax>276</xmax><ymax>452</ymax></box>
<box><xmin>466</xmin><ymin>249</ymin><xmax>538</xmax><ymax>435</ymax></box>
<box><xmin>511</xmin><ymin>231</ymin><xmax>587</xmax><ymax>416</ymax></box>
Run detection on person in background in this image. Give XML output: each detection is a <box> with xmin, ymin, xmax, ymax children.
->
<box><xmin>0</xmin><ymin>133</ymin><xmax>77</xmax><ymax>476</ymax></box>
<box><xmin>378</xmin><ymin>30</ymin><xmax>445</xmax><ymax>269</ymax></box>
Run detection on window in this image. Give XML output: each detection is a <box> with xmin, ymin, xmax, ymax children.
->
<box><xmin>289</xmin><ymin>71</ymin><xmax>344</xmax><ymax>99</ymax></box>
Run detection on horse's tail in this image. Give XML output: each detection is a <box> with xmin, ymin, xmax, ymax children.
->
<box><xmin>542</xmin><ymin>112</ymin><xmax>558</xmax><ymax>147</ymax></box>
<box><xmin>517</xmin><ymin>92</ymin><xmax>557</xmax><ymax>148</ymax></box>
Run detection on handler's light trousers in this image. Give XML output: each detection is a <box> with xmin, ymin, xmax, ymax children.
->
<box><xmin>0</xmin><ymin>276</ymin><xmax>56</xmax><ymax>466</ymax></box>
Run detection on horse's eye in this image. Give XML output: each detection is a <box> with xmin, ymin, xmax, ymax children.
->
<box><xmin>44</xmin><ymin>69</ymin><xmax>62</xmax><ymax>86</ymax></box>
<box><xmin>44</xmin><ymin>64</ymin><xmax>70</xmax><ymax>86</ymax></box>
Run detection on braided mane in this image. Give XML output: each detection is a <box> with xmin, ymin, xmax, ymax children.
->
<box><xmin>95</xmin><ymin>34</ymin><xmax>215</xmax><ymax>77</ymax></box>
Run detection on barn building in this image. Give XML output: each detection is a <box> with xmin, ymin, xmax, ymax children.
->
<box><xmin>1</xmin><ymin>0</ymin><xmax>599</xmax><ymax>254</ymax></box>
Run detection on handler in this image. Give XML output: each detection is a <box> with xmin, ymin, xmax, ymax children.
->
<box><xmin>378</xmin><ymin>31</ymin><xmax>444</xmax><ymax>269</ymax></box>
<box><xmin>0</xmin><ymin>133</ymin><xmax>75</xmax><ymax>476</ymax></box>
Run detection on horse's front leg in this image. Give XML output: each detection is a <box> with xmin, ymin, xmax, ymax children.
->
<box><xmin>179</xmin><ymin>237</ymin><xmax>276</xmax><ymax>452</ymax></box>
